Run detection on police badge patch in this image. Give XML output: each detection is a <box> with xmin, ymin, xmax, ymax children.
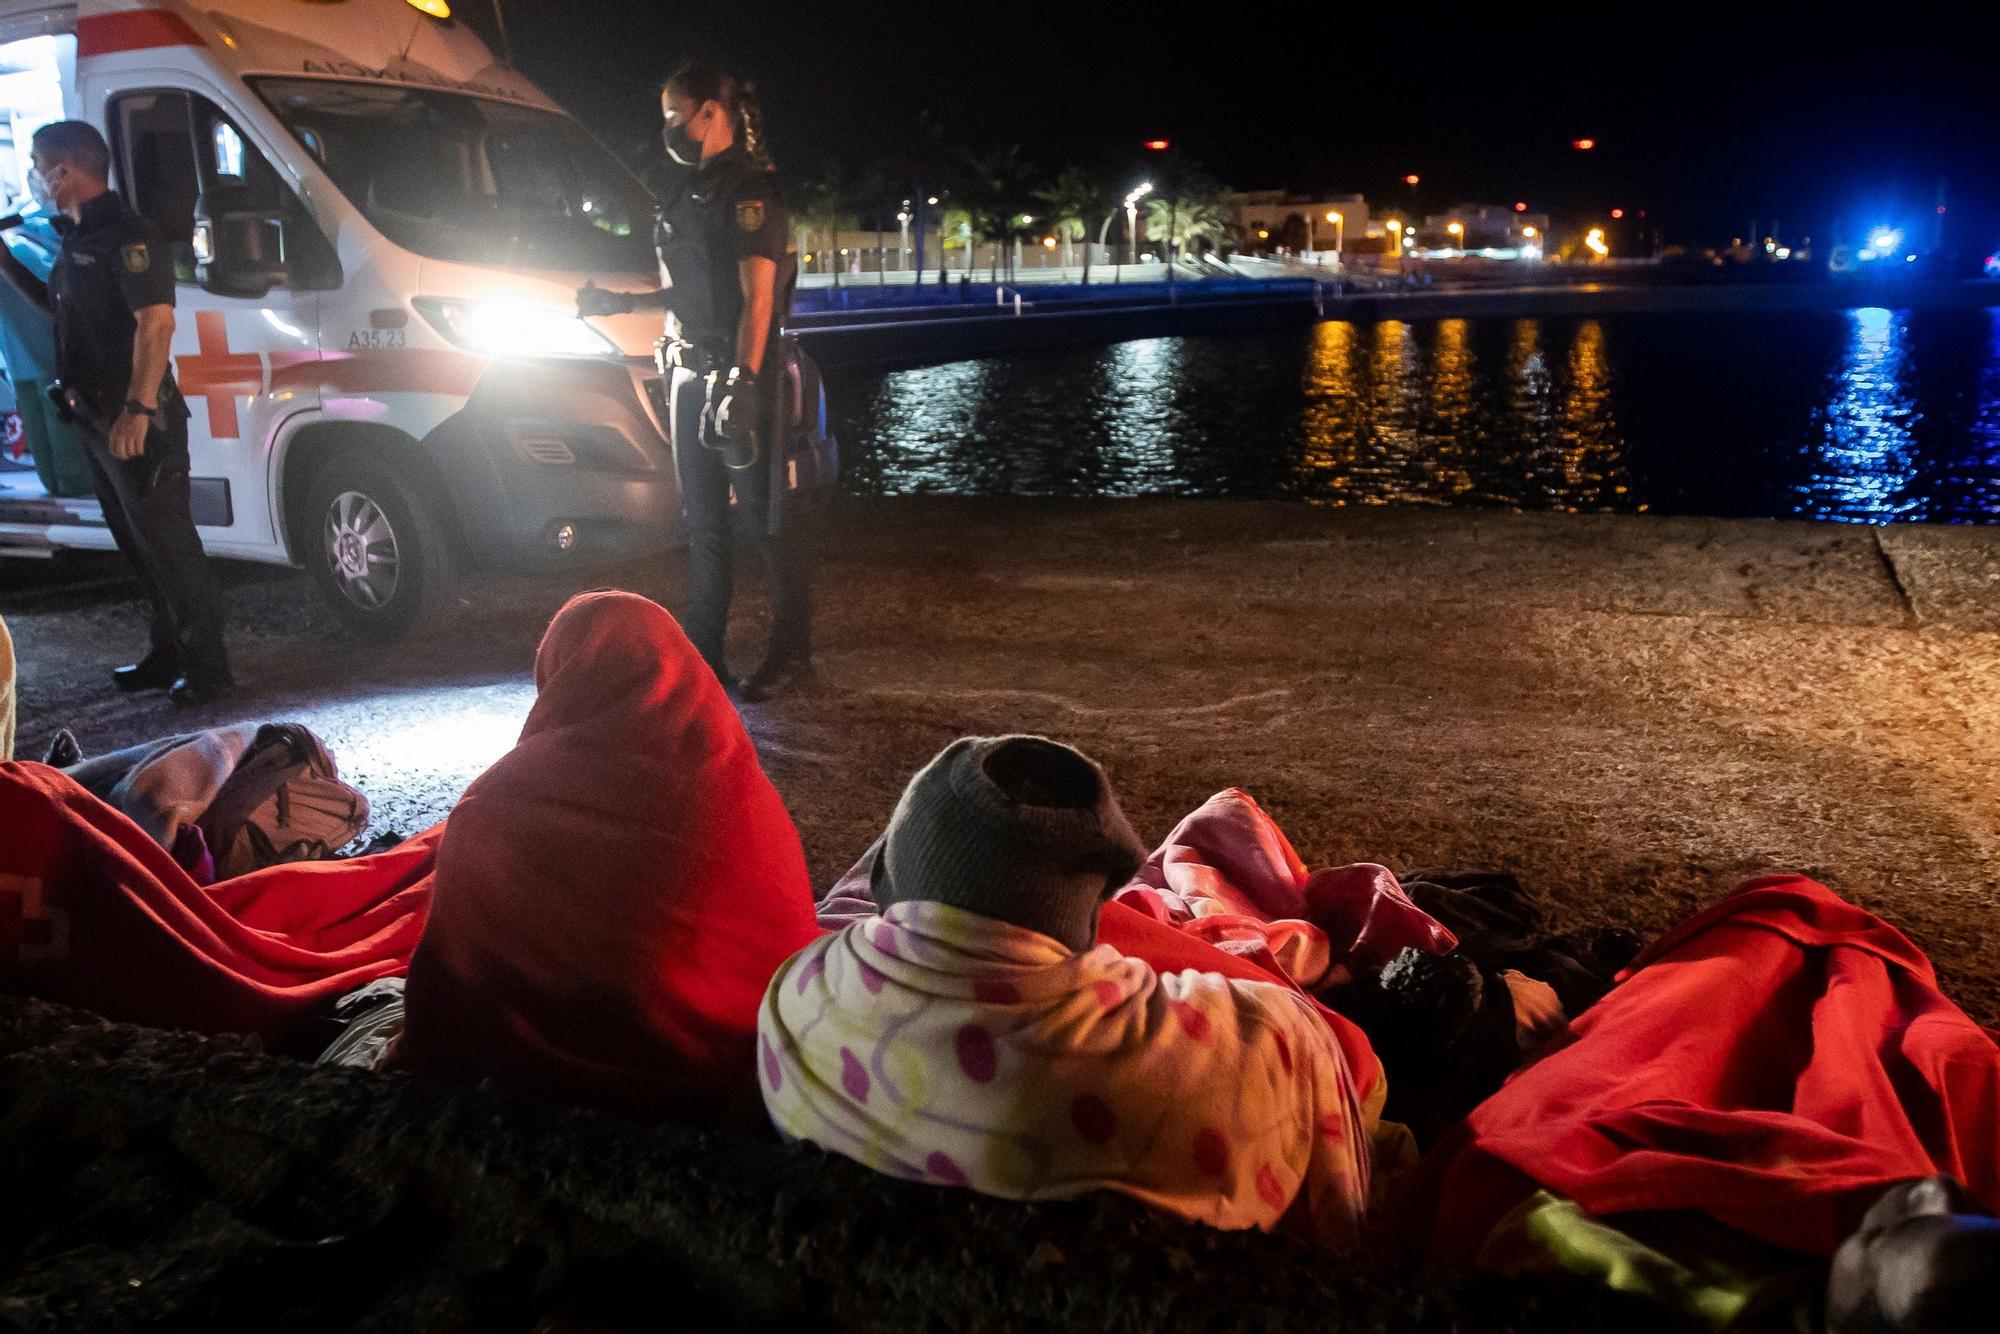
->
<box><xmin>735</xmin><ymin>200</ymin><xmax>766</xmax><ymax>232</ymax></box>
<box><xmin>121</xmin><ymin>243</ymin><xmax>151</xmax><ymax>274</ymax></box>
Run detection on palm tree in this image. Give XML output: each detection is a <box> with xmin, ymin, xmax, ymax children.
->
<box><xmin>1175</xmin><ymin>198</ymin><xmax>1238</xmax><ymax>260</ymax></box>
<box><xmin>1036</xmin><ymin>167</ymin><xmax>1098</xmax><ymax>273</ymax></box>
<box><xmin>791</xmin><ymin>165</ymin><xmax>851</xmax><ymax>287</ymax></box>
<box><xmin>1144</xmin><ymin>163</ymin><xmax>1232</xmax><ymax>271</ymax></box>
<box><xmin>939</xmin><ymin>205</ymin><xmax>976</xmax><ymax>275</ymax></box>
<box><xmin>961</xmin><ymin>145</ymin><xmax>1036</xmax><ymax>283</ymax></box>
<box><xmin>892</xmin><ymin>112</ymin><xmax>956</xmax><ymax>282</ymax></box>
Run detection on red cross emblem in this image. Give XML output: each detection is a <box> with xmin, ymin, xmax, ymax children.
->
<box><xmin>174</xmin><ymin>310</ymin><xmax>264</xmax><ymax>440</ymax></box>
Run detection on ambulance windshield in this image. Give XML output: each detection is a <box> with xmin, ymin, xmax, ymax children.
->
<box><xmin>255</xmin><ymin>79</ymin><xmax>654</xmax><ymax>272</ymax></box>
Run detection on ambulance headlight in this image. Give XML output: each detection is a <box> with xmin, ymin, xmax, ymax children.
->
<box><xmin>413</xmin><ymin>297</ymin><xmax>618</xmax><ymax>360</ymax></box>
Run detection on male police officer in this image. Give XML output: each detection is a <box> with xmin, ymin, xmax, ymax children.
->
<box><xmin>579</xmin><ymin>65</ymin><xmax>813</xmax><ymax>701</ymax></box>
<box><xmin>31</xmin><ymin>121</ymin><xmax>229</xmax><ymax>706</ymax></box>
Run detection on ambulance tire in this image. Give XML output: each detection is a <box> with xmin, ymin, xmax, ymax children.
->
<box><xmin>304</xmin><ymin>451</ymin><xmax>458</xmax><ymax>643</ymax></box>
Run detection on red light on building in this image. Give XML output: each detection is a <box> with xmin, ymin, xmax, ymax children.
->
<box><xmin>1143</xmin><ymin>139</ymin><xmax>1170</xmax><ymax>151</ymax></box>
<box><xmin>1513</xmin><ymin>201</ymin><xmax>1527</xmax><ymax>212</ymax></box>
<box><xmin>1610</xmin><ymin>208</ymin><xmax>1625</xmax><ymax>219</ymax></box>
<box><xmin>1572</xmin><ymin>137</ymin><xmax>1596</xmax><ymax>151</ymax></box>
<box><xmin>1403</xmin><ymin>174</ymin><xmax>1420</xmax><ymax>186</ymax></box>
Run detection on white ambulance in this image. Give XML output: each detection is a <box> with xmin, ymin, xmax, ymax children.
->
<box><xmin>0</xmin><ymin>0</ymin><xmax>752</xmax><ymax>639</ymax></box>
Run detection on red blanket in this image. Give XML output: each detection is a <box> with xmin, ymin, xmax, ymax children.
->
<box><xmin>0</xmin><ymin>760</ymin><xmax>437</xmax><ymax>1050</ymax></box>
<box><xmin>1405</xmin><ymin>875</ymin><xmax>2000</xmax><ymax>1260</ymax></box>
<box><xmin>396</xmin><ymin>591</ymin><xmax>820</xmax><ymax>1120</ymax></box>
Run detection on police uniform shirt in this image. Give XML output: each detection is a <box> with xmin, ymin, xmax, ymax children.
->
<box><xmin>655</xmin><ymin>145</ymin><xmax>787</xmax><ymax>353</ymax></box>
<box><xmin>48</xmin><ymin>190</ymin><xmax>178</xmax><ymax>421</ymax></box>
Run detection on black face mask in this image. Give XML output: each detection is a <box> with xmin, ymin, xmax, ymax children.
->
<box><xmin>663</xmin><ymin>107</ymin><xmax>705</xmax><ymax>167</ymax></box>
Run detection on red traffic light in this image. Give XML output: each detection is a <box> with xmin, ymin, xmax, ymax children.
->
<box><xmin>1572</xmin><ymin>137</ymin><xmax>1596</xmax><ymax>151</ymax></box>
<box><xmin>1513</xmin><ymin>201</ymin><xmax>1527</xmax><ymax>212</ymax></box>
<box><xmin>1403</xmin><ymin>173</ymin><xmax>1420</xmax><ymax>186</ymax></box>
<box><xmin>1610</xmin><ymin>208</ymin><xmax>1625</xmax><ymax>219</ymax></box>
<box><xmin>1143</xmin><ymin>139</ymin><xmax>1170</xmax><ymax>151</ymax></box>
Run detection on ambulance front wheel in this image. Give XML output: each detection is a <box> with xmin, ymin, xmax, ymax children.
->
<box><xmin>304</xmin><ymin>451</ymin><xmax>458</xmax><ymax>642</ymax></box>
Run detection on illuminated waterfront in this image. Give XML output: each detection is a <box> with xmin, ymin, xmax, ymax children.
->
<box><xmin>830</xmin><ymin>306</ymin><xmax>2000</xmax><ymax>523</ymax></box>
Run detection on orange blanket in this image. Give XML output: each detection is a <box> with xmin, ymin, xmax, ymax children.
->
<box><xmin>1404</xmin><ymin>876</ymin><xmax>2000</xmax><ymax>1260</ymax></box>
<box><xmin>0</xmin><ymin>759</ymin><xmax>436</xmax><ymax>1052</ymax></box>
<box><xmin>396</xmin><ymin>591</ymin><xmax>820</xmax><ymax>1119</ymax></box>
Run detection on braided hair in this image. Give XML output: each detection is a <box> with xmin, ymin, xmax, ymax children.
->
<box><xmin>664</xmin><ymin>61</ymin><xmax>773</xmax><ymax>169</ymax></box>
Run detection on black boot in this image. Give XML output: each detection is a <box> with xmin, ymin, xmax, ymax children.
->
<box><xmin>169</xmin><ymin>644</ymin><xmax>233</xmax><ymax>709</ymax></box>
<box><xmin>111</xmin><ymin>651</ymin><xmax>180</xmax><ymax>693</ymax></box>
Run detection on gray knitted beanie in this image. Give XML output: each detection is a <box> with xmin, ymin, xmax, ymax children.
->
<box><xmin>874</xmin><ymin>735</ymin><xmax>1147</xmax><ymax>952</ymax></box>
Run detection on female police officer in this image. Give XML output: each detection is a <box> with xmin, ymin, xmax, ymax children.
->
<box><xmin>578</xmin><ymin>63</ymin><xmax>813</xmax><ymax>701</ymax></box>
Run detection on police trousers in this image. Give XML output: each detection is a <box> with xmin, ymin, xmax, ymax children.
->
<box><xmin>84</xmin><ymin>408</ymin><xmax>228</xmax><ymax>676</ymax></box>
<box><xmin>669</xmin><ymin>366</ymin><xmax>813</xmax><ymax>674</ymax></box>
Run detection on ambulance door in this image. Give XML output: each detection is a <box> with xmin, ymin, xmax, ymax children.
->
<box><xmin>105</xmin><ymin>83</ymin><xmax>334</xmax><ymax>563</ymax></box>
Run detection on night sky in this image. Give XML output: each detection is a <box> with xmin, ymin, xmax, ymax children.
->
<box><xmin>461</xmin><ymin>1</ymin><xmax>1998</xmax><ymax>249</ymax></box>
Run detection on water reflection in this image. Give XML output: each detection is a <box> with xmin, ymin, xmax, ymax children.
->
<box><xmin>1297</xmin><ymin>320</ymin><xmax>1362</xmax><ymax>501</ymax></box>
<box><xmin>1362</xmin><ymin>320</ymin><xmax>1422</xmax><ymax>503</ymax></box>
<box><xmin>827</xmin><ymin>308</ymin><xmax>2000</xmax><ymax>523</ymax></box>
<box><xmin>1099</xmin><ymin>338</ymin><xmax>1184</xmax><ymax>494</ymax></box>
<box><xmin>1422</xmin><ymin>319</ymin><xmax>1478</xmax><ymax>501</ymax></box>
<box><xmin>1962</xmin><ymin>310</ymin><xmax>2000</xmax><ymax>518</ymax></box>
<box><xmin>851</xmin><ymin>359</ymin><xmax>995</xmax><ymax>495</ymax></box>
<box><xmin>1554</xmin><ymin>321</ymin><xmax>1631</xmax><ymax>512</ymax></box>
<box><xmin>1796</xmin><ymin>308</ymin><xmax>1921</xmax><ymax>522</ymax></box>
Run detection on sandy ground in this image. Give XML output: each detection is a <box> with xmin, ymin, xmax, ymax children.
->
<box><xmin>8</xmin><ymin>498</ymin><xmax>1999</xmax><ymax>1020</ymax></box>
<box><xmin>6</xmin><ymin>498</ymin><xmax>1999</xmax><ymax>1329</ymax></box>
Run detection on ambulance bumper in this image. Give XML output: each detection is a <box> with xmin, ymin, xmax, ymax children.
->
<box><xmin>420</xmin><ymin>357</ymin><xmax>681</xmax><ymax>567</ymax></box>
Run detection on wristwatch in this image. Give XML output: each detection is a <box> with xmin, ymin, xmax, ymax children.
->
<box><xmin>123</xmin><ymin>399</ymin><xmax>158</xmax><ymax>421</ymax></box>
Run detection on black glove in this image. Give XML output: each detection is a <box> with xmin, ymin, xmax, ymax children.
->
<box><xmin>576</xmin><ymin>281</ymin><xmax>637</xmax><ymax>318</ymax></box>
<box><xmin>701</xmin><ymin>366</ymin><xmax>762</xmax><ymax>470</ymax></box>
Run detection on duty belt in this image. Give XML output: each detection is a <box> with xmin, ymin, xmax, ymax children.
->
<box><xmin>655</xmin><ymin>339</ymin><xmax>728</xmax><ymax>377</ymax></box>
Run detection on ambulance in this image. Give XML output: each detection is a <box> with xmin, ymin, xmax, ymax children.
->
<box><xmin>0</xmin><ymin>0</ymin><xmax>824</xmax><ymax>639</ymax></box>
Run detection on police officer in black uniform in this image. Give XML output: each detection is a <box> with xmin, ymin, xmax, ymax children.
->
<box><xmin>578</xmin><ymin>62</ymin><xmax>813</xmax><ymax>701</ymax></box>
<box><xmin>29</xmin><ymin>121</ymin><xmax>230</xmax><ymax>706</ymax></box>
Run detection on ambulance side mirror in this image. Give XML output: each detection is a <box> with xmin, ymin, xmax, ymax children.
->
<box><xmin>193</xmin><ymin>193</ymin><xmax>288</xmax><ymax>300</ymax></box>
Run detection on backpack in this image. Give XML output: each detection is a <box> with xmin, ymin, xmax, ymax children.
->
<box><xmin>196</xmin><ymin>724</ymin><xmax>370</xmax><ymax>880</ymax></box>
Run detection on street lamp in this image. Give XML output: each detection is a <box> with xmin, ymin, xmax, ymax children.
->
<box><xmin>1447</xmin><ymin>221</ymin><xmax>1464</xmax><ymax>254</ymax></box>
<box><xmin>1386</xmin><ymin>218</ymin><xmax>1403</xmax><ymax>257</ymax></box>
<box><xmin>1106</xmin><ymin>181</ymin><xmax>1152</xmax><ymax>283</ymax></box>
<box><xmin>1327</xmin><ymin>210</ymin><xmax>1344</xmax><ymax>260</ymax></box>
<box><xmin>897</xmin><ymin>207</ymin><xmax>910</xmax><ymax>274</ymax></box>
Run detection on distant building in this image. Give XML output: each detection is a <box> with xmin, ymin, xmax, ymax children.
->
<box><xmin>1226</xmin><ymin>190</ymin><xmax>1371</xmax><ymax>254</ymax></box>
<box><xmin>1415</xmin><ymin>204</ymin><xmax>1550</xmax><ymax>255</ymax></box>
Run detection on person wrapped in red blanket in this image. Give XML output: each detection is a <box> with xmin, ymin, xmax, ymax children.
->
<box><xmin>0</xmin><ymin>758</ymin><xmax>436</xmax><ymax>1052</ymax></box>
<box><xmin>395</xmin><ymin>590</ymin><xmax>820</xmax><ymax>1121</ymax></box>
<box><xmin>1404</xmin><ymin>874</ymin><xmax>2000</xmax><ymax>1269</ymax></box>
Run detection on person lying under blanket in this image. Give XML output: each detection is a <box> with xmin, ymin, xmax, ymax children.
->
<box><xmin>1400</xmin><ymin>874</ymin><xmax>2000</xmax><ymax>1331</ymax></box>
<box><xmin>757</xmin><ymin>734</ymin><xmax>1381</xmax><ymax>1249</ymax></box>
